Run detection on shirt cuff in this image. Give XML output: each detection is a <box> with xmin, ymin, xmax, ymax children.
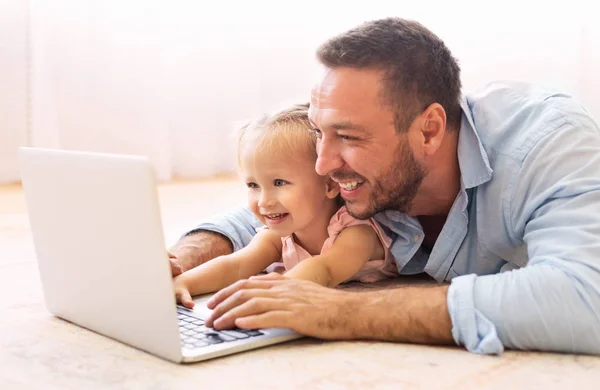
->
<box><xmin>447</xmin><ymin>273</ymin><xmax>505</xmax><ymax>354</ymax></box>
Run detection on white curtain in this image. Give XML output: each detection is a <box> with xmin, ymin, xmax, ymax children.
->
<box><xmin>0</xmin><ymin>0</ymin><xmax>28</xmax><ymax>183</ymax></box>
<box><xmin>4</xmin><ymin>0</ymin><xmax>599</xmax><ymax>183</ymax></box>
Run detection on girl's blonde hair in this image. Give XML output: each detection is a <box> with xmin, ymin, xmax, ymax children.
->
<box><xmin>237</xmin><ymin>103</ymin><xmax>316</xmax><ymax>169</ymax></box>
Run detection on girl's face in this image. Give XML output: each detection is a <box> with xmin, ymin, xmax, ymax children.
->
<box><xmin>241</xmin><ymin>143</ymin><xmax>339</xmax><ymax>237</ymax></box>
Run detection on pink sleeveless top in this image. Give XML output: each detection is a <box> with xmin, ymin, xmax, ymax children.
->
<box><xmin>267</xmin><ymin>206</ymin><xmax>397</xmax><ymax>283</ymax></box>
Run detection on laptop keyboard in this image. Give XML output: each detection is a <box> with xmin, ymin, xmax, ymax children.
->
<box><xmin>177</xmin><ymin>307</ymin><xmax>263</xmax><ymax>349</ymax></box>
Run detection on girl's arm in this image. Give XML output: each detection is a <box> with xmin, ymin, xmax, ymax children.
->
<box><xmin>283</xmin><ymin>224</ymin><xmax>384</xmax><ymax>287</ymax></box>
<box><xmin>174</xmin><ymin>229</ymin><xmax>282</xmax><ymax>308</ymax></box>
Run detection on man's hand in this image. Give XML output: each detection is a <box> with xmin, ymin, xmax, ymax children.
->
<box><xmin>168</xmin><ymin>230</ymin><xmax>234</xmax><ymax>276</ymax></box>
<box><xmin>205</xmin><ymin>273</ymin><xmax>357</xmax><ymax>339</ymax></box>
<box><xmin>205</xmin><ymin>273</ymin><xmax>454</xmax><ymax>345</ymax></box>
<box><xmin>168</xmin><ymin>251</ymin><xmax>183</xmax><ymax>276</ymax></box>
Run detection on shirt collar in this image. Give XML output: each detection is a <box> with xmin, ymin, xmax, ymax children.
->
<box><xmin>380</xmin><ymin>96</ymin><xmax>492</xmax><ymax>223</ymax></box>
<box><xmin>457</xmin><ymin>96</ymin><xmax>493</xmax><ymax>189</ymax></box>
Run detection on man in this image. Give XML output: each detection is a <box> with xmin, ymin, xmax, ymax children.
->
<box><xmin>169</xmin><ymin>17</ymin><xmax>600</xmax><ymax>354</ymax></box>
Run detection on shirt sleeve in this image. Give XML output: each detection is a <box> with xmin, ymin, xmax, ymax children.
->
<box><xmin>448</xmin><ymin>113</ymin><xmax>600</xmax><ymax>354</ymax></box>
<box><xmin>183</xmin><ymin>206</ymin><xmax>263</xmax><ymax>252</ymax></box>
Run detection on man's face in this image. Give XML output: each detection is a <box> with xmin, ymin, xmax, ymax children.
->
<box><xmin>308</xmin><ymin>67</ymin><xmax>427</xmax><ymax>219</ymax></box>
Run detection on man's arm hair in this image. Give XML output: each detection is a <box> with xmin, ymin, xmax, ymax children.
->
<box><xmin>343</xmin><ymin>284</ymin><xmax>454</xmax><ymax>344</ymax></box>
<box><xmin>172</xmin><ymin>206</ymin><xmax>263</xmax><ymax>273</ymax></box>
<box><xmin>170</xmin><ymin>230</ymin><xmax>234</xmax><ymax>272</ymax></box>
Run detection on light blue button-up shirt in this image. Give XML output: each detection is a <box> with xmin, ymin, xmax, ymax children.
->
<box><xmin>190</xmin><ymin>81</ymin><xmax>600</xmax><ymax>354</ymax></box>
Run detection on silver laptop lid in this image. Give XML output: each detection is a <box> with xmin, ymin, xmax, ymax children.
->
<box><xmin>20</xmin><ymin>147</ymin><xmax>182</xmax><ymax>362</ymax></box>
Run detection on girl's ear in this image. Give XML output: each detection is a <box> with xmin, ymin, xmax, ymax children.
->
<box><xmin>325</xmin><ymin>177</ymin><xmax>340</xmax><ymax>199</ymax></box>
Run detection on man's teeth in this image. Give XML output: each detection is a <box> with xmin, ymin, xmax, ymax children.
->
<box><xmin>340</xmin><ymin>181</ymin><xmax>361</xmax><ymax>190</ymax></box>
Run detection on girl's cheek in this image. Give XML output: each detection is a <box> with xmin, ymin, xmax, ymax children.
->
<box><xmin>248</xmin><ymin>192</ymin><xmax>259</xmax><ymax>208</ymax></box>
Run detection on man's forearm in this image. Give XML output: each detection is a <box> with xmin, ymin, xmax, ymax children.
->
<box><xmin>170</xmin><ymin>230</ymin><xmax>234</xmax><ymax>272</ymax></box>
<box><xmin>345</xmin><ymin>284</ymin><xmax>454</xmax><ymax>344</ymax></box>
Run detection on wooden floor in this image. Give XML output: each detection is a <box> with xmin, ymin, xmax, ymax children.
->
<box><xmin>1</xmin><ymin>180</ymin><xmax>600</xmax><ymax>389</ymax></box>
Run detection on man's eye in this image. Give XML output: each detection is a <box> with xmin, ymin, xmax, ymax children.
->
<box><xmin>246</xmin><ymin>182</ymin><xmax>259</xmax><ymax>189</ymax></box>
<box><xmin>274</xmin><ymin>179</ymin><xmax>287</xmax><ymax>187</ymax></box>
<box><xmin>339</xmin><ymin>134</ymin><xmax>358</xmax><ymax>141</ymax></box>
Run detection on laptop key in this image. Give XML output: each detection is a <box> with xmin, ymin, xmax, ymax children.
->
<box><xmin>237</xmin><ymin>329</ymin><xmax>263</xmax><ymax>337</ymax></box>
<box><xmin>204</xmin><ymin>331</ymin><xmax>236</xmax><ymax>342</ymax></box>
<box><xmin>177</xmin><ymin>307</ymin><xmax>205</xmax><ymax>321</ymax></box>
<box><xmin>203</xmin><ymin>335</ymin><xmax>224</xmax><ymax>344</ymax></box>
<box><xmin>193</xmin><ymin>341</ymin><xmax>209</xmax><ymax>348</ymax></box>
<box><xmin>216</xmin><ymin>333</ymin><xmax>236</xmax><ymax>342</ymax></box>
<box><xmin>220</xmin><ymin>330</ymin><xmax>250</xmax><ymax>339</ymax></box>
<box><xmin>183</xmin><ymin>324</ymin><xmax>196</xmax><ymax>330</ymax></box>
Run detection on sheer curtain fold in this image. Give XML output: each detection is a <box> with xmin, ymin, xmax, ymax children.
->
<box><xmin>21</xmin><ymin>0</ymin><xmax>600</xmax><ymax>183</ymax></box>
<box><xmin>0</xmin><ymin>0</ymin><xmax>28</xmax><ymax>183</ymax></box>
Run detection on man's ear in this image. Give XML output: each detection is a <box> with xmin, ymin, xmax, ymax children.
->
<box><xmin>419</xmin><ymin>103</ymin><xmax>447</xmax><ymax>157</ymax></box>
<box><xmin>325</xmin><ymin>177</ymin><xmax>340</xmax><ymax>199</ymax></box>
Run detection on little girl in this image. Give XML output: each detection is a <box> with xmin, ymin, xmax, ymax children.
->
<box><xmin>173</xmin><ymin>103</ymin><xmax>397</xmax><ymax>308</ymax></box>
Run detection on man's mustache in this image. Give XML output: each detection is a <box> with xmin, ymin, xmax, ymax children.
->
<box><xmin>329</xmin><ymin>171</ymin><xmax>366</xmax><ymax>182</ymax></box>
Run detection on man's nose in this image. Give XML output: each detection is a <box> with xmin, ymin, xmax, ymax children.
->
<box><xmin>315</xmin><ymin>139</ymin><xmax>343</xmax><ymax>176</ymax></box>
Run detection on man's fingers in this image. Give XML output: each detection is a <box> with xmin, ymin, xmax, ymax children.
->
<box><xmin>235</xmin><ymin>310</ymin><xmax>291</xmax><ymax>330</ymax></box>
<box><xmin>168</xmin><ymin>249</ymin><xmax>183</xmax><ymax>276</ymax></box>
<box><xmin>212</xmin><ymin>297</ymin><xmax>287</xmax><ymax>330</ymax></box>
<box><xmin>170</xmin><ymin>258</ymin><xmax>183</xmax><ymax>276</ymax></box>
<box><xmin>206</xmin><ymin>278</ymin><xmax>278</xmax><ymax>310</ymax></box>
<box><xmin>206</xmin><ymin>288</ymin><xmax>282</xmax><ymax>327</ymax></box>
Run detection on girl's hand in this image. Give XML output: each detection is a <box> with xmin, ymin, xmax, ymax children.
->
<box><xmin>173</xmin><ymin>275</ymin><xmax>195</xmax><ymax>309</ymax></box>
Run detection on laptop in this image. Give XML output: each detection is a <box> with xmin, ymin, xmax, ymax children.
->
<box><xmin>19</xmin><ymin>147</ymin><xmax>302</xmax><ymax>363</ymax></box>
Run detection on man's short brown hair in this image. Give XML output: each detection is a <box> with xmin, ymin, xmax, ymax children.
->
<box><xmin>317</xmin><ymin>17</ymin><xmax>462</xmax><ymax>132</ymax></box>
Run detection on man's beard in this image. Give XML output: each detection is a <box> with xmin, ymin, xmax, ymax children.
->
<box><xmin>341</xmin><ymin>138</ymin><xmax>427</xmax><ymax>220</ymax></box>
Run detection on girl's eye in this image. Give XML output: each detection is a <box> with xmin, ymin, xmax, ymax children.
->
<box><xmin>310</xmin><ymin>128</ymin><xmax>322</xmax><ymax>138</ymax></box>
<box><xmin>246</xmin><ymin>182</ymin><xmax>258</xmax><ymax>189</ymax></box>
<box><xmin>274</xmin><ymin>179</ymin><xmax>287</xmax><ymax>187</ymax></box>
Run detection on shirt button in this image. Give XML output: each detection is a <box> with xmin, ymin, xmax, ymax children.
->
<box><xmin>413</xmin><ymin>234</ymin><xmax>420</xmax><ymax>243</ymax></box>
